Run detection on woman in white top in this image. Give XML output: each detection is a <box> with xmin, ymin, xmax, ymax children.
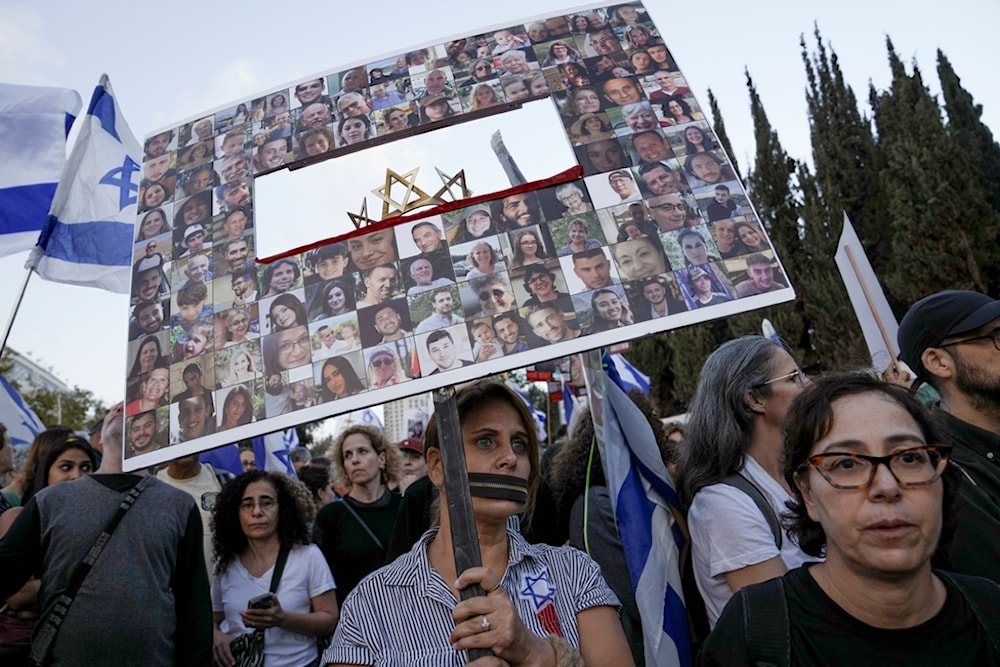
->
<box><xmin>678</xmin><ymin>336</ymin><xmax>820</xmax><ymax>627</ymax></box>
<box><xmin>211</xmin><ymin>471</ymin><xmax>338</xmax><ymax>667</ymax></box>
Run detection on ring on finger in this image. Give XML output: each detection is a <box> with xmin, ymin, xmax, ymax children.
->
<box><xmin>481</xmin><ymin>615</ymin><xmax>491</xmax><ymax>632</ymax></box>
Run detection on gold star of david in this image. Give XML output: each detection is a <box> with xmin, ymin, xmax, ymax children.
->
<box><xmin>347</xmin><ymin>198</ymin><xmax>376</xmax><ymax>230</ymax></box>
<box><xmin>372</xmin><ymin>168</ymin><xmax>437</xmax><ymax>219</ymax></box>
<box><xmin>432</xmin><ymin>168</ymin><xmax>471</xmax><ymax>202</ymax></box>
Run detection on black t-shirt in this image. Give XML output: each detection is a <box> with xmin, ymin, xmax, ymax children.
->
<box><xmin>700</xmin><ymin>565</ymin><xmax>998</xmax><ymax>666</ymax></box>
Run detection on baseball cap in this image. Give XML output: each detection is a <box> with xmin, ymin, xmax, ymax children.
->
<box><xmin>688</xmin><ymin>266</ymin><xmax>708</xmax><ymax>281</ymax></box>
<box><xmin>397</xmin><ymin>438</ymin><xmax>423</xmax><ymax>455</ymax></box>
<box><xmin>464</xmin><ymin>205</ymin><xmax>491</xmax><ymax>221</ymax></box>
<box><xmin>898</xmin><ymin>290</ymin><xmax>1000</xmax><ymax>380</ymax></box>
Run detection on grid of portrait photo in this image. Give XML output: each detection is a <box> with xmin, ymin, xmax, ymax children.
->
<box><xmin>126</xmin><ymin>2</ymin><xmax>787</xmax><ymax>455</ymax></box>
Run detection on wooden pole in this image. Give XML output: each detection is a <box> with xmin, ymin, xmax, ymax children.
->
<box><xmin>432</xmin><ymin>387</ymin><xmax>491</xmax><ymax>662</ymax></box>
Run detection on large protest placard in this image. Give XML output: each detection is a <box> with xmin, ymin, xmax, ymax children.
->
<box><xmin>123</xmin><ymin>2</ymin><xmax>794</xmax><ymax>470</ymax></box>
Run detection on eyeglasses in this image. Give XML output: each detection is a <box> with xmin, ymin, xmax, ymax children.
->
<box><xmin>650</xmin><ymin>202</ymin><xmax>685</xmax><ymax>212</ymax></box>
<box><xmin>479</xmin><ymin>288</ymin><xmax>507</xmax><ymax>302</ymax></box>
<box><xmin>527</xmin><ymin>274</ymin><xmax>550</xmax><ymax>284</ymax></box>
<box><xmin>753</xmin><ymin>369</ymin><xmax>806</xmax><ymax>388</ymax></box>
<box><xmin>803</xmin><ymin>445</ymin><xmax>951</xmax><ymax>490</ymax></box>
<box><xmin>277</xmin><ymin>334</ymin><xmax>310</xmax><ymax>354</ymax></box>
<box><xmin>370</xmin><ymin>357</ymin><xmax>395</xmax><ymax>368</ymax></box>
<box><xmin>239</xmin><ymin>498</ymin><xmax>277</xmax><ymax>512</ymax></box>
<box><xmin>941</xmin><ymin>328</ymin><xmax>1000</xmax><ymax>352</ymax></box>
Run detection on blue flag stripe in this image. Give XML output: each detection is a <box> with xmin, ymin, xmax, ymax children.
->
<box><xmin>663</xmin><ymin>586</ymin><xmax>692</xmax><ymax>667</ymax></box>
<box><xmin>37</xmin><ymin>217</ymin><xmax>133</xmax><ymax>265</ymax></box>
<box><xmin>617</xmin><ymin>463</ymin><xmax>655</xmax><ymax>586</ymax></box>
<box><xmin>0</xmin><ymin>183</ymin><xmax>57</xmax><ymax>234</ymax></box>
<box><xmin>87</xmin><ymin>84</ymin><xmax>120</xmax><ymax>142</ymax></box>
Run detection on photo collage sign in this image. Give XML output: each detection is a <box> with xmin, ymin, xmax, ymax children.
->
<box><xmin>124</xmin><ymin>2</ymin><xmax>794</xmax><ymax>470</ymax></box>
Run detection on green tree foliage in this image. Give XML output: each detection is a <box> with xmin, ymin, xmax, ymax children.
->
<box><xmin>801</xmin><ymin>26</ymin><xmax>888</xmax><ymax>273</ymax></box>
<box><xmin>25</xmin><ymin>386</ymin><xmax>108</xmax><ymax>432</ymax></box>
<box><xmin>629</xmin><ymin>29</ymin><xmax>1000</xmax><ymax>411</ymax></box>
<box><xmin>936</xmin><ymin>50</ymin><xmax>1000</xmax><ymax>295</ymax></box>
<box><xmin>870</xmin><ymin>39</ymin><xmax>992</xmax><ymax>302</ymax></box>
<box><xmin>707</xmin><ymin>88</ymin><xmax>742</xmax><ymax>180</ymax></box>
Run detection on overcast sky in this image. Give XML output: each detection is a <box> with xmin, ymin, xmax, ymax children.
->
<box><xmin>1</xmin><ymin>0</ymin><xmax>996</xmax><ymax>405</ymax></box>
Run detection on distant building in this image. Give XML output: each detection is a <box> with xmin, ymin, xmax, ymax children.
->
<box><xmin>3</xmin><ymin>348</ymin><xmax>70</xmax><ymax>395</ymax></box>
<box><xmin>382</xmin><ymin>393</ymin><xmax>431</xmax><ymax>442</ymax></box>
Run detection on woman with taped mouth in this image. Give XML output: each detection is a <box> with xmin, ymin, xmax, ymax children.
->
<box><xmin>325</xmin><ymin>380</ymin><xmax>631</xmax><ymax>667</ymax></box>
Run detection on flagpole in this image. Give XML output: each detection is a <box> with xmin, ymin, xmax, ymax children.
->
<box><xmin>0</xmin><ymin>268</ymin><xmax>35</xmax><ymax>358</ymax></box>
<box><xmin>843</xmin><ymin>245</ymin><xmax>898</xmax><ymax>370</ymax></box>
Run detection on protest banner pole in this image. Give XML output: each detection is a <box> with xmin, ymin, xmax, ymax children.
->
<box><xmin>431</xmin><ymin>386</ymin><xmax>492</xmax><ymax>662</ymax></box>
<box><xmin>843</xmin><ymin>245</ymin><xmax>899</xmax><ymax>370</ymax></box>
<box><xmin>0</xmin><ymin>268</ymin><xmax>34</xmax><ymax>358</ymax></box>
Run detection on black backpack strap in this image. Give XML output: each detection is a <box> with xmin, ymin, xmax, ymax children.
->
<box><xmin>720</xmin><ymin>473</ymin><xmax>782</xmax><ymax>549</ymax></box>
<box><xmin>936</xmin><ymin>570</ymin><xmax>1000</xmax><ymax>653</ymax></box>
<box><xmin>739</xmin><ymin>576</ymin><xmax>789</xmax><ymax>667</ymax></box>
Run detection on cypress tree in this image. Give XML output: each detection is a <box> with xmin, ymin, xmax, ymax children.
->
<box><xmin>800</xmin><ymin>27</ymin><xmax>888</xmax><ymax>275</ymax></box>
<box><xmin>871</xmin><ymin>39</ymin><xmax>990</xmax><ymax>302</ymax></box>
<box><xmin>936</xmin><ymin>50</ymin><xmax>1000</xmax><ymax>295</ymax></box>
<box><xmin>725</xmin><ymin>71</ymin><xmax>808</xmax><ymax>360</ymax></box>
<box><xmin>707</xmin><ymin>88</ymin><xmax>742</xmax><ymax>180</ymax></box>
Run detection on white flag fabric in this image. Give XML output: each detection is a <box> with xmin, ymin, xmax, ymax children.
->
<box><xmin>0</xmin><ymin>375</ymin><xmax>45</xmax><ymax>447</ymax></box>
<box><xmin>26</xmin><ymin>75</ymin><xmax>139</xmax><ymax>293</ymax></box>
<box><xmin>595</xmin><ymin>369</ymin><xmax>691</xmax><ymax>667</ymax></box>
<box><xmin>834</xmin><ymin>212</ymin><xmax>899</xmax><ymax>372</ymax></box>
<box><xmin>0</xmin><ymin>83</ymin><xmax>81</xmax><ymax>257</ymax></box>
<box><xmin>253</xmin><ymin>428</ymin><xmax>299</xmax><ymax>474</ymax></box>
<box><xmin>359</xmin><ymin>408</ymin><xmax>383</xmax><ymax>429</ymax></box>
<box><xmin>606</xmin><ymin>351</ymin><xmax>651</xmax><ymax>393</ymax></box>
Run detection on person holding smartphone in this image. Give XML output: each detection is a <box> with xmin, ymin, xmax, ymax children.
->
<box><xmin>210</xmin><ymin>471</ymin><xmax>339</xmax><ymax>667</ymax></box>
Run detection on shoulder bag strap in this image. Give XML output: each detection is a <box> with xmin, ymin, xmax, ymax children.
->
<box><xmin>739</xmin><ymin>576</ymin><xmax>790</xmax><ymax>667</ymax></box>
<box><xmin>31</xmin><ymin>475</ymin><xmax>155</xmax><ymax>664</ymax></box>
<box><xmin>269</xmin><ymin>546</ymin><xmax>290</xmax><ymax>594</ymax></box>
<box><xmin>339</xmin><ymin>498</ymin><xmax>384</xmax><ymax>551</ymax></box>
<box><xmin>720</xmin><ymin>473</ymin><xmax>782</xmax><ymax>549</ymax></box>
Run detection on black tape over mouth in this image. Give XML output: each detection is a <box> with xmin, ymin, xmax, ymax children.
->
<box><xmin>467</xmin><ymin>473</ymin><xmax>529</xmax><ymax>503</ymax></box>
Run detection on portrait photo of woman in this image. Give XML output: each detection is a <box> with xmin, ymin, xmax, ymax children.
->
<box><xmin>509</xmin><ymin>228</ymin><xmax>551</xmax><ymax>268</ymax></box>
<box><xmin>136</xmin><ymin>208</ymin><xmax>172</xmax><ymax>242</ymax></box>
<box><xmin>312</xmin><ymin>278</ymin><xmax>357</xmax><ymax>321</ymax></box>
<box><xmin>316</xmin><ymin>355</ymin><xmax>366</xmax><ymax>402</ymax></box>
<box><xmin>266</xmin><ymin>293</ymin><xmax>308</xmax><ymax>333</ymax></box>
<box><xmin>217</xmin><ymin>384</ymin><xmax>254</xmax><ymax>431</ymax></box>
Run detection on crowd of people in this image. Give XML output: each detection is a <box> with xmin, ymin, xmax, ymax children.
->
<box><xmin>0</xmin><ymin>288</ymin><xmax>998</xmax><ymax>665</ymax></box>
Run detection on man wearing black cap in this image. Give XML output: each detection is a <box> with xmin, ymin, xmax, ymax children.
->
<box><xmin>898</xmin><ymin>289</ymin><xmax>1000</xmax><ymax>583</ymax></box>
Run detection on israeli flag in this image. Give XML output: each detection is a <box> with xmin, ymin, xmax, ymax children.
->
<box><xmin>604</xmin><ymin>350</ymin><xmax>651</xmax><ymax>394</ymax></box>
<box><xmin>597</xmin><ymin>369</ymin><xmax>691</xmax><ymax>667</ymax></box>
<box><xmin>26</xmin><ymin>75</ymin><xmax>139</xmax><ymax>293</ymax></box>
<box><xmin>359</xmin><ymin>408</ymin><xmax>383</xmax><ymax>429</ymax></box>
<box><xmin>254</xmin><ymin>428</ymin><xmax>299</xmax><ymax>474</ymax></box>
<box><xmin>0</xmin><ymin>83</ymin><xmax>81</xmax><ymax>257</ymax></box>
<box><xmin>0</xmin><ymin>375</ymin><xmax>45</xmax><ymax>447</ymax></box>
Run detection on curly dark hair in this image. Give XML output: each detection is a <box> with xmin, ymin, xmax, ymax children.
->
<box><xmin>782</xmin><ymin>372</ymin><xmax>960</xmax><ymax>563</ymax></box>
<box><xmin>211</xmin><ymin>470</ymin><xmax>312</xmax><ymax>574</ymax></box>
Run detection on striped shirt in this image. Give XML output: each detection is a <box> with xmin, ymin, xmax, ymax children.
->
<box><xmin>324</xmin><ymin>527</ymin><xmax>620</xmax><ymax>666</ymax></box>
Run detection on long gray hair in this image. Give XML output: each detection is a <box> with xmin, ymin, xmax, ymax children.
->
<box><xmin>678</xmin><ymin>336</ymin><xmax>781</xmax><ymax>505</ymax></box>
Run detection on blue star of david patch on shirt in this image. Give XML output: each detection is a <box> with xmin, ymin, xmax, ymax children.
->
<box><xmin>519</xmin><ymin>568</ymin><xmax>557</xmax><ymax>611</ymax></box>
